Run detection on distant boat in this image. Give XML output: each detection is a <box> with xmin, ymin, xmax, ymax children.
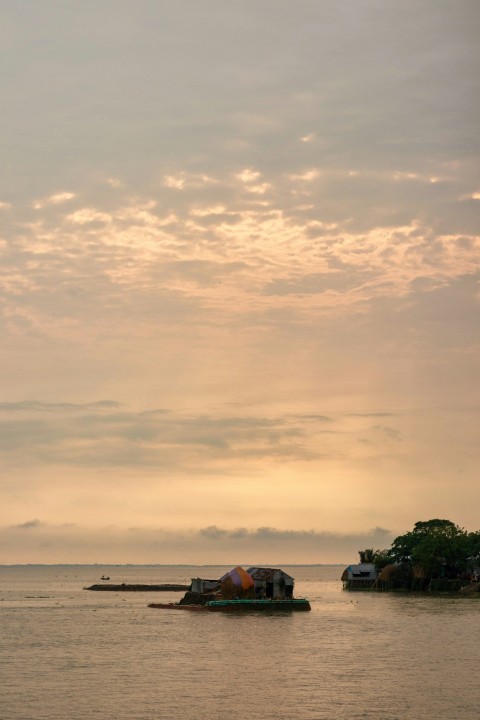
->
<box><xmin>100</xmin><ymin>575</ymin><xmax>110</xmax><ymax>581</ymax></box>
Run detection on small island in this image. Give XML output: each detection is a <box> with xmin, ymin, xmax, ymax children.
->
<box><xmin>342</xmin><ymin>518</ymin><xmax>480</xmax><ymax>593</ymax></box>
<box><xmin>149</xmin><ymin>566</ymin><xmax>311</xmax><ymax>612</ymax></box>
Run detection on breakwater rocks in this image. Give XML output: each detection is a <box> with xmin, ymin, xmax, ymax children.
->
<box><xmin>84</xmin><ymin>583</ymin><xmax>190</xmax><ymax>592</ymax></box>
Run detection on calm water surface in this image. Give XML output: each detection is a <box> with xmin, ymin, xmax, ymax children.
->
<box><xmin>1</xmin><ymin>565</ymin><xmax>478</xmax><ymax>719</ymax></box>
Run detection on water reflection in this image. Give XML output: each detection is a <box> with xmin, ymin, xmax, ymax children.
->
<box><xmin>1</xmin><ymin>564</ymin><xmax>479</xmax><ymax>720</ymax></box>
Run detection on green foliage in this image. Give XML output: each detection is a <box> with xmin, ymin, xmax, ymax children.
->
<box><xmin>358</xmin><ymin>547</ymin><xmax>392</xmax><ymax>570</ymax></box>
<box><xmin>388</xmin><ymin>519</ymin><xmax>475</xmax><ymax>579</ymax></box>
<box><xmin>358</xmin><ymin>548</ymin><xmax>374</xmax><ymax>563</ymax></box>
<box><xmin>372</xmin><ymin>549</ymin><xmax>392</xmax><ymax>571</ymax></box>
<box><xmin>357</xmin><ymin>521</ymin><xmax>479</xmax><ymax>585</ymax></box>
<box><xmin>466</xmin><ymin>531</ymin><xmax>480</xmax><ymax>566</ymax></box>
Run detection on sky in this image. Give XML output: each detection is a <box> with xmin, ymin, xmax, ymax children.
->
<box><xmin>1</xmin><ymin>1</ymin><xmax>479</xmax><ymax>564</ymax></box>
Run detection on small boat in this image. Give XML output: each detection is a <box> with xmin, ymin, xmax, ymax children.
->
<box><xmin>100</xmin><ymin>575</ymin><xmax>110</xmax><ymax>581</ymax></box>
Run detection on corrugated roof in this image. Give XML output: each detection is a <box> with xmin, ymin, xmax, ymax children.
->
<box><xmin>246</xmin><ymin>567</ymin><xmax>294</xmax><ymax>581</ymax></box>
<box><xmin>347</xmin><ymin>562</ymin><xmax>377</xmax><ymax>579</ymax></box>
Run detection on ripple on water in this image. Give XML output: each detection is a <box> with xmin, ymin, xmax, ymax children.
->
<box><xmin>1</xmin><ymin>565</ymin><xmax>479</xmax><ymax>720</ymax></box>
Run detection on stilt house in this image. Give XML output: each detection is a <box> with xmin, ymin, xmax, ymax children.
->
<box><xmin>341</xmin><ymin>563</ymin><xmax>377</xmax><ymax>589</ymax></box>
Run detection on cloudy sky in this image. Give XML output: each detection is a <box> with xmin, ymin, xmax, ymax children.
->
<box><xmin>1</xmin><ymin>1</ymin><xmax>479</xmax><ymax>564</ymax></box>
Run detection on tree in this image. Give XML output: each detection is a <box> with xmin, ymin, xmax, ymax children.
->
<box><xmin>372</xmin><ymin>549</ymin><xmax>392</xmax><ymax>571</ymax></box>
<box><xmin>358</xmin><ymin>547</ymin><xmax>391</xmax><ymax>570</ymax></box>
<box><xmin>389</xmin><ymin>519</ymin><xmax>469</xmax><ymax>578</ymax></box>
<box><xmin>358</xmin><ymin>548</ymin><xmax>374</xmax><ymax>563</ymax></box>
<box><xmin>465</xmin><ymin>531</ymin><xmax>480</xmax><ymax>569</ymax></box>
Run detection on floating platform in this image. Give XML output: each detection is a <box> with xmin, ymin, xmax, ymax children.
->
<box><xmin>148</xmin><ymin>603</ymin><xmax>207</xmax><ymax>611</ymax></box>
<box><xmin>85</xmin><ymin>583</ymin><xmax>190</xmax><ymax>592</ymax></box>
<box><xmin>206</xmin><ymin>598</ymin><xmax>311</xmax><ymax>611</ymax></box>
<box><xmin>148</xmin><ymin>598</ymin><xmax>311</xmax><ymax>612</ymax></box>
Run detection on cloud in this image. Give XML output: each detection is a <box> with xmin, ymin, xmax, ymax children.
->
<box><xmin>1</xmin><ymin>171</ymin><xmax>478</xmax><ymax>339</ymax></box>
<box><xmin>106</xmin><ymin>178</ymin><xmax>124</xmax><ymax>188</ymax></box>
<box><xmin>160</xmin><ymin>259</ymin><xmax>248</xmax><ymax>288</ymax></box>
<box><xmin>288</xmin><ymin>170</ymin><xmax>320</xmax><ymax>182</ymax></box>
<box><xmin>0</xmin><ymin>403</ymin><xmax>337</xmax><ymax>470</ymax></box>
<box><xmin>189</xmin><ymin>205</ymin><xmax>228</xmax><ymax>217</ymax></box>
<box><xmin>14</xmin><ymin>519</ymin><xmax>43</xmax><ymax>529</ymax></box>
<box><xmin>34</xmin><ymin>192</ymin><xmax>75</xmax><ymax>209</ymax></box>
<box><xmin>163</xmin><ymin>174</ymin><xmax>186</xmax><ymax>190</ymax></box>
<box><xmin>163</xmin><ymin>173</ymin><xmax>217</xmax><ymax>190</ymax></box>
<box><xmin>199</xmin><ymin>525</ymin><xmax>392</xmax><ymax>545</ymax></box>
<box><xmin>263</xmin><ymin>272</ymin><xmax>364</xmax><ymax>296</ymax></box>
<box><xmin>200</xmin><ymin>526</ymin><xmax>228</xmax><ymax>539</ymax></box>
<box><xmin>347</xmin><ymin>413</ymin><xmax>396</xmax><ymax>418</ymax></box>
<box><xmin>0</xmin><ymin>1</ymin><xmax>478</xmax><ymax>557</ymax></box>
<box><xmin>67</xmin><ymin>208</ymin><xmax>112</xmax><ymax>225</ymax></box>
<box><xmin>48</xmin><ymin>192</ymin><xmax>76</xmax><ymax>205</ymax></box>
<box><xmin>372</xmin><ymin>425</ymin><xmax>403</xmax><ymax>442</ymax></box>
<box><xmin>237</xmin><ymin>169</ymin><xmax>261</xmax><ymax>183</ymax></box>
<box><xmin>244</xmin><ymin>183</ymin><xmax>271</xmax><ymax>195</ymax></box>
<box><xmin>0</xmin><ymin>521</ymin><xmax>395</xmax><ymax>564</ymax></box>
<box><xmin>0</xmin><ymin>401</ymin><xmax>121</xmax><ymax>413</ymax></box>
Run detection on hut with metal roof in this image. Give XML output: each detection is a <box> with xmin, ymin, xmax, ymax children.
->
<box><xmin>341</xmin><ymin>563</ymin><xmax>377</xmax><ymax>589</ymax></box>
<box><xmin>246</xmin><ymin>567</ymin><xmax>294</xmax><ymax>599</ymax></box>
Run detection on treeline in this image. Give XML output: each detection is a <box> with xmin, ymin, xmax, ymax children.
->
<box><xmin>360</xmin><ymin>519</ymin><xmax>480</xmax><ymax>584</ymax></box>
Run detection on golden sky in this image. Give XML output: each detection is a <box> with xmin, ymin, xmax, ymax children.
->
<box><xmin>0</xmin><ymin>1</ymin><xmax>479</xmax><ymax>563</ymax></box>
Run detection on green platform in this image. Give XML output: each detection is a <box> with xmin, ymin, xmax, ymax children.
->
<box><xmin>205</xmin><ymin>598</ymin><xmax>311</xmax><ymax>611</ymax></box>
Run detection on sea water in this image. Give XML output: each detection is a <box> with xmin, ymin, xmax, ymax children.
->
<box><xmin>1</xmin><ymin>565</ymin><xmax>478</xmax><ymax>720</ymax></box>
